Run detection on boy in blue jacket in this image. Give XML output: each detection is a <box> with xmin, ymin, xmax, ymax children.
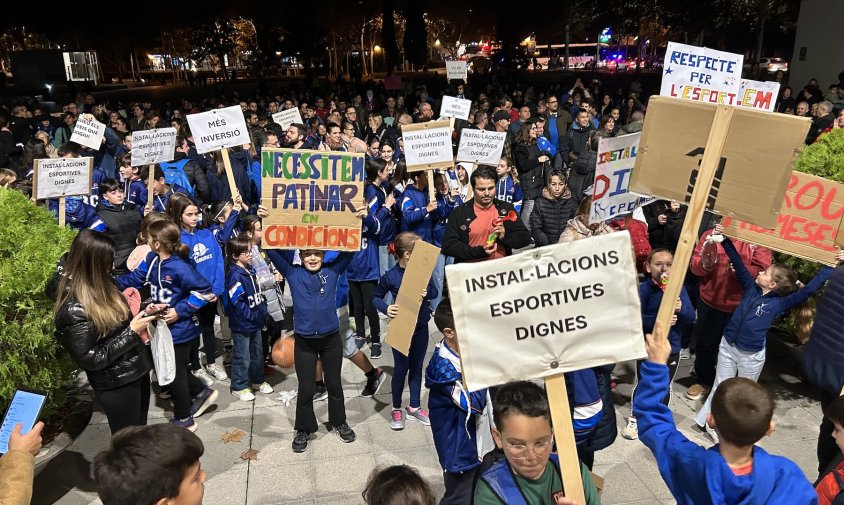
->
<box><xmin>400</xmin><ymin>171</ymin><xmax>436</xmax><ymax>244</ymax></box>
<box><xmin>635</xmin><ymin>322</ymin><xmax>818</xmax><ymax>505</ymax></box>
<box><xmin>140</xmin><ymin>165</ymin><xmax>192</xmax><ymax>214</ymax></box>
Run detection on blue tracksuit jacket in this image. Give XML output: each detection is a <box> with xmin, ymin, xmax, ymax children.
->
<box><xmin>372</xmin><ymin>265</ymin><xmax>437</xmax><ymax>324</ymax></box>
<box><xmin>224</xmin><ymin>264</ymin><xmax>268</xmax><ymax>333</ymax></box>
<box><xmin>50</xmin><ymin>197</ymin><xmax>106</xmax><ymax>232</ymax></box>
<box><xmin>495</xmin><ymin>175</ymin><xmax>523</xmax><ymax>214</ymax></box>
<box><xmin>181</xmin><ymin>228</ymin><xmax>225</xmax><ymax>297</ymax></box>
<box><xmin>400</xmin><ymin>185</ymin><xmax>435</xmax><ymax>244</ymax></box>
<box><xmin>432</xmin><ymin>193</ymin><xmax>461</xmax><ymax>247</ymax></box>
<box><xmin>640</xmin><ymin>279</ymin><xmax>696</xmax><ymax>354</ymax></box>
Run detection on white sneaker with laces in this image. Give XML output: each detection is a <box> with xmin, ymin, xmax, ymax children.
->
<box><xmin>231</xmin><ymin>389</ymin><xmax>256</xmax><ymax>402</ymax></box>
<box><xmin>206</xmin><ymin>363</ymin><xmax>228</xmax><ymax>381</ymax></box>
<box><xmin>192</xmin><ymin>368</ymin><xmax>214</xmax><ymax>387</ymax></box>
<box><xmin>622</xmin><ymin>417</ymin><xmax>638</xmax><ymax>440</ymax></box>
<box><xmin>252</xmin><ymin>382</ymin><xmax>274</xmax><ymax>394</ymax></box>
<box><xmin>679</xmin><ymin>348</ymin><xmax>691</xmax><ymax>360</ymax></box>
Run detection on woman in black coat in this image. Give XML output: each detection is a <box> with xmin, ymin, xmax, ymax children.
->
<box><xmin>513</xmin><ymin>120</ymin><xmax>551</xmax><ymax>226</ymax></box>
<box><xmin>529</xmin><ymin>168</ymin><xmax>578</xmax><ymax>246</ymax></box>
<box><xmin>54</xmin><ymin>230</ymin><xmax>159</xmax><ymax>434</ymax></box>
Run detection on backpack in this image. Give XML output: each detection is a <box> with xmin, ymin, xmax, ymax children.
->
<box><xmin>159</xmin><ymin>159</ymin><xmax>195</xmax><ymax>197</ymax></box>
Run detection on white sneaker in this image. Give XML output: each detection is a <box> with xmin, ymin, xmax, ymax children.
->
<box><xmin>679</xmin><ymin>348</ymin><xmax>691</xmax><ymax>360</ymax></box>
<box><xmin>252</xmin><ymin>382</ymin><xmax>274</xmax><ymax>394</ymax></box>
<box><xmin>622</xmin><ymin>417</ymin><xmax>638</xmax><ymax>440</ymax></box>
<box><xmin>192</xmin><ymin>368</ymin><xmax>214</xmax><ymax>387</ymax></box>
<box><xmin>206</xmin><ymin>363</ymin><xmax>228</xmax><ymax>381</ymax></box>
<box><xmin>231</xmin><ymin>389</ymin><xmax>256</xmax><ymax>402</ymax></box>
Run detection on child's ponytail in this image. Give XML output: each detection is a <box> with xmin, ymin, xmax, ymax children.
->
<box><xmin>204</xmin><ymin>200</ymin><xmax>230</xmax><ymax>226</ymax></box>
<box><xmin>148</xmin><ymin>220</ymin><xmax>190</xmax><ymax>259</ymax></box>
<box><xmin>393</xmin><ymin>231</ymin><xmax>420</xmax><ymax>260</ymax></box>
<box><xmin>770</xmin><ymin>264</ymin><xmax>813</xmax><ymax>344</ymax></box>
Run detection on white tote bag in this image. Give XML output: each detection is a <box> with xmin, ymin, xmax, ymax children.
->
<box><xmin>148</xmin><ymin>320</ymin><xmax>176</xmax><ymax>386</ymax></box>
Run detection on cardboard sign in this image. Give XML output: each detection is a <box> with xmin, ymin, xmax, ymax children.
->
<box><xmin>439</xmin><ymin>96</ymin><xmax>472</xmax><ymax>121</ymax></box>
<box><xmin>260</xmin><ymin>148</ymin><xmax>365</xmax><ymax>251</ymax></box>
<box><xmin>629</xmin><ymin>96</ymin><xmax>811</xmax><ymax>229</ymax></box>
<box><xmin>661</xmin><ymin>41</ymin><xmax>743</xmax><ymax>104</ymax></box>
<box><xmin>444</xmin><ymin>233</ymin><xmax>645</xmax><ymax>391</ymax></box>
<box><xmin>401</xmin><ymin>120</ymin><xmax>454</xmax><ymax>171</ymax></box>
<box><xmin>186</xmin><ymin>106</ymin><xmax>251</xmax><ymax>154</ymax></box>
<box><xmin>271</xmin><ymin>108</ymin><xmax>304</xmax><ymax>131</ymax></box>
<box><xmin>590</xmin><ymin>133</ymin><xmax>655</xmax><ymax>223</ymax></box>
<box><xmin>723</xmin><ymin>171</ymin><xmax>844</xmax><ymax>266</ymax></box>
<box><xmin>130</xmin><ymin>128</ymin><xmax>178</xmax><ymax>167</ymax></box>
<box><xmin>445</xmin><ymin>60</ymin><xmax>468</xmax><ymax>81</ymax></box>
<box><xmin>69</xmin><ymin>116</ymin><xmax>106</xmax><ymax>150</ymax></box>
<box><xmin>736</xmin><ymin>79</ymin><xmax>780</xmax><ymax>112</ymax></box>
<box><xmin>386</xmin><ymin>240</ymin><xmax>440</xmax><ymax>356</ymax></box>
<box><xmin>456</xmin><ymin>129</ymin><xmax>507</xmax><ymax>166</ymax></box>
<box><xmin>33</xmin><ymin>157</ymin><xmax>94</xmax><ymax>200</ymax></box>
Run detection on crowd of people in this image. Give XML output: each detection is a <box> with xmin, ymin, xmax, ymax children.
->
<box><xmin>1</xmin><ymin>67</ymin><xmax>844</xmax><ymax>505</ymax></box>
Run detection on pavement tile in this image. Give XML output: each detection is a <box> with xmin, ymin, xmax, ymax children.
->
<box><xmin>248</xmin><ymin>461</ymin><xmax>315</xmax><ymax>504</ymax></box>
<box><xmin>373</xmin><ymin>448</ymin><xmax>444</xmax><ymax>483</ymax></box>
<box><xmin>592</xmin><ymin>462</ymin><xmax>658</xmax><ymax>505</ymax></box>
<box><xmin>628</xmin><ymin>457</ymin><xmax>674</xmax><ymax>500</ymax></box>
<box><xmin>204</xmin><ymin>464</ymin><xmax>248</xmax><ymax>505</ymax></box>
<box><xmin>314</xmin><ymin>454</ymin><xmax>377</xmax><ymax>498</ymax></box>
<box><xmin>368</xmin><ymin>416</ymin><xmax>435</xmax><ymax>452</ymax></box>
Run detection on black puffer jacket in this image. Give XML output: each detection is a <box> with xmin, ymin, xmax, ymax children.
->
<box><xmin>55</xmin><ymin>300</ymin><xmax>151</xmax><ymax>390</ymax></box>
<box><xmin>804</xmin><ymin>266</ymin><xmax>844</xmax><ymax>395</ymax></box>
<box><xmin>529</xmin><ymin>187</ymin><xmax>578</xmax><ymax>246</ymax></box>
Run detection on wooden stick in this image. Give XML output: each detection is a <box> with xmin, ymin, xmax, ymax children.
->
<box><xmin>147</xmin><ymin>165</ymin><xmax>155</xmax><ymax>210</ymax></box>
<box><xmin>427</xmin><ymin>170</ymin><xmax>436</xmax><ymax>201</ymax></box>
<box><xmin>545</xmin><ymin>374</ymin><xmax>586</xmax><ymax>504</ymax></box>
<box><xmin>655</xmin><ymin>105</ymin><xmax>735</xmax><ymax>335</ymax></box>
<box><xmin>58</xmin><ymin>196</ymin><xmax>66</xmax><ymax>227</ymax></box>
<box><xmin>220</xmin><ymin>148</ymin><xmax>241</xmax><ymax>201</ymax></box>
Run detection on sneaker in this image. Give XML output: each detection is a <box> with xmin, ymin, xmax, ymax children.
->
<box><xmin>390</xmin><ymin>408</ymin><xmax>405</xmax><ymax>430</ymax></box>
<box><xmin>679</xmin><ymin>348</ymin><xmax>692</xmax><ymax>360</ymax></box>
<box><xmin>252</xmin><ymin>382</ymin><xmax>274</xmax><ymax>394</ymax></box>
<box><xmin>206</xmin><ymin>363</ymin><xmax>228</xmax><ymax>381</ymax></box>
<box><xmin>292</xmin><ymin>430</ymin><xmax>313</xmax><ymax>453</ymax></box>
<box><xmin>705</xmin><ymin>423</ymin><xmax>720</xmax><ymax>444</ymax></box>
<box><xmin>192</xmin><ymin>368</ymin><xmax>215</xmax><ymax>387</ymax></box>
<box><xmin>223</xmin><ymin>343</ymin><xmax>234</xmax><ymax>365</ymax></box>
<box><xmin>170</xmin><ymin>416</ymin><xmax>197</xmax><ymax>432</ymax></box>
<box><xmin>370</xmin><ymin>343</ymin><xmax>382</xmax><ymax>359</ymax></box>
<box><xmin>231</xmin><ymin>388</ymin><xmax>256</xmax><ymax>402</ymax></box>
<box><xmin>406</xmin><ymin>406</ymin><xmax>431</xmax><ymax>426</ymax></box>
<box><xmin>190</xmin><ymin>387</ymin><xmax>219</xmax><ymax>418</ymax></box>
<box><xmin>355</xmin><ymin>335</ymin><xmax>367</xmax><ymax>350</ymax></box>
<box><xmin>361</xmin><ymin>368</ymin><xmax>386</xmax><ymax>398</ymax></box>
<box><xmin>685</xmin><ymin>384</ymin><xmax>709</xmax><ymax>401</ymax></box>
<box><xmin>333</xmin><ymin>423</ymin><xmax>356</xmax><ymax>443</ymax></box>
<box><xmin>622</xmin><ymin>417</ymin><xmax>638</xmax><ymax>440</ymax></box>
<box><xmin>313</xmin><ymin>384</ymin><xmax>328</xmax><ymax>403</ymax></box>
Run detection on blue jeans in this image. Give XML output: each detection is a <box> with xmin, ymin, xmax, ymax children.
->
<box><xmin>431</xmin><ymin>253</ymin><xmax>453</xmax><ymax>311</ymax></box>
<box><xmin>230</xmin><ymin>330</ymin><xmax>265</xmax><ymax>391</ymax></box>
<box><xmin>391</xmin><ymin>322</ymin><xmax>429</xmax><ymax>409</ymax></box>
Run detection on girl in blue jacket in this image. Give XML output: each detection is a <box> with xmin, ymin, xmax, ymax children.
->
<box><xmin>494</xmin><ymin>156</ymin><xmax>523</xmax><ymax>214</ymax></box>
<box><xmin>224</xmin><ymin>237</ymin><xmax>272</xmax><ymax>402</ymax></box>
<box><xmin>166</xmin><ymin>194</ymin><xmax>227</xmax><ymax>385</ymax></box>
<box><xmin>694</xmin><ymin>223</ymin><xmax>843</xmax><ymax>441</ymax></box>
<box><xmin>118</xmin><ymin>220</ymin><xmax>216</xmax><ymax>431</ymax></box>
<box><xmin>205</xmin><ymin>197</ymin><xmax>243</xmax><ymax>249</ymax></box>
<box><xmin>373</xmin><ymin>231</ymin><xmax>438</xmax><ymax>430</ymax></box>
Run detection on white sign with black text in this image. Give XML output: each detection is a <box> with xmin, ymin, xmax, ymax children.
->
<box><xmin>439</xmin><ymin>96</ymin><xmax>472</xmax><ymax>121</ymax></box>
<box><xmin>34</xmin><ymin>157</ymin><xmax>94</xmax><ymax>200</ymax></box>
<box><xmin>186</xmin><ymin>106</ymin><xmax>251</xmax><ymax>154</ymax></box>
<box><xmin>271</xmin><ymin>108</ymin><xmax>304</xmax><ymax>131</ymax></box>
<box><xmin>446</xmin><ymin>60</ymin><xmax>468</xmax><ymax>81</ymax></box>
<box><xmin>401</xmin><ymin>120</ymin><xmax>454</xmax><ymax>171</ymax></box>
<box><xmin>69</xmin><ymin>116</ymin><xmax>106</xmax><ymax>150</ymax></box>
<box><xmin>131</xmin><ymin>128</ymin><xmax>178</xmax><ymax>167</ymax></box>
<box><xmin>456</xmin><ymin>129</ymin><xmax>507</xmax><ymax>166</ymax></box>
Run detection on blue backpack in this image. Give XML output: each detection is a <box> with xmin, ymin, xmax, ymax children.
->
<box><xmin>159</xmin><ymin>159</ymin><xmax>195</xmax><ymax>197</ymax></box>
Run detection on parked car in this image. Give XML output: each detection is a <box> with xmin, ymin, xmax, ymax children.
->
<box><xmin>744</xmin><ymin>57</ymin><xmax>789</xmax><ymax>73</ymax></box>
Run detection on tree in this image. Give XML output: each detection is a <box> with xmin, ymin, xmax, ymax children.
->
<box><xmin>189</xmin><ymin>17</ymin><xmax>238</xmax><ymax>79</ymax></box>
<box><xmin>382</xmin><ymin>0</ymin><xmax>400</xmax><ymax>74</ymax></box>
<box><xmin>403</xmin><ymin>1</ymin><xmax>427</xmax><ymax>67</ymax></box>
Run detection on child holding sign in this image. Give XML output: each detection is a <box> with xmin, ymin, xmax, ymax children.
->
<box><xmin>694</xmin><ymin>223</ymin><xmax>842</xmax><ymax>442</ymax></box>
<box><xmin>635</xmin><ymin>323</ymin><xmax>818</xmax><ymax>504</ymax></box>
<box><xmin>373</xmin><ymin>232</ymin><xmax>438</xmax><ymax>430</ymax></box>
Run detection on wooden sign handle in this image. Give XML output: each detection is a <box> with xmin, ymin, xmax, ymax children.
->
<box><xmin>655</xmin><ymin>105</ymin><xmax>735</xmax><ymax>336</ymax></box>
<box><xmin>58</xmin><ymin>196</ymin><xmax>66</xmax><ymax>227</ymax></box>
<box><xmin>147</xmin><ymin>165</ymin><xmax>155</xmax><ymax>210</ymax></box>
<box><xmin>220</xmin><ymin>148</ymin><xmax>241</xmax><ymax>201</ymax></box>
<box><xmin>427</xmin><ymin>170</ymin><xmax>436</xmax><ymax>201</ymax></box>
<box><xmin>545</xmin><ymin>374</ymin><xmax>586</xmax><ymax>505</ymax></box>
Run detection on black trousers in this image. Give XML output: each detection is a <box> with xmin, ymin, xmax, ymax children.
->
<box><xmin>172</xmin><ymin>339</ymin><xmax>206</xmax><ymax>419</ymax></box>
<box><xmin>294</xmin><ymin>332</ymin><xmax>346</xmax><ymax>433</ymax></box>
<box><xmin>94</xmin><ymin>373</ymin><xmax>151</xmax><ymax>434</ymax></box>
<box><xmin>192</xmin><ymin>303</ymin><xmax>218</xmax><ymax>369</ymax></box>
<box><xmin>692</xmin><ymin>302</ymin><xmax>734</xmax><ymax>386</ymax></box>
<box><xmin>441</xmin><ymin>467</ymin><xmax>480</xmax><ymax>505</ymax></box>
<box><xmin>818</xmin><ymin>390</ymin><xmax>842</xmax><ymax>474</ymax></box>
<box><xmin>349</xmin><ymin>280</ymin><xmax>380</xmax><ymax>344</ymax></box>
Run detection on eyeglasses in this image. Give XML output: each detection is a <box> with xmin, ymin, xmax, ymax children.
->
<box><xmin>502</xmin><ymin>439</ymin><xmax>552</xmax><ymax>460</ymax></box>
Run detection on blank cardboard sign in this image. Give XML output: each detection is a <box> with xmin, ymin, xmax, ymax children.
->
<box><xmin>629</xmin><ymin>96</ymin><xmax>811</xmax><ymax>229</ymax></box>
<box><xmin>386</xmin><ymin>240</ymin><xmax>440</xmax><ymax>356</ymax></box>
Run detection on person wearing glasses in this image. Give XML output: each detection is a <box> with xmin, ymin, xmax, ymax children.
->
<box><xmin>474</xmin><ymin>381</ymin><xmax>601</xmax><ymax>504</ymax></box>
<box><xmin>543</xmin><ymin>95</ymin><xmax>573</xmax><ymax>153</ymax></box>
<box><xmin>340</xmin><ymin>120</ymin><xmax>368</xmax><ymax>153</ymax></box>
<box><xmin>345</xmin><ymin>106</ymin><xmax>365</xmax><ymax>140</ymax></box>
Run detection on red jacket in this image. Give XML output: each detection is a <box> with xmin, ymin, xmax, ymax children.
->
<box><xmin>690</xmin><ymin>229</ymin><xmax>772</xmax><ymax>312</ymax></box>
<box><xmin>611</xmin><ymin>217</ymin><xmax>651</xmax><ymax>273</ymax></box>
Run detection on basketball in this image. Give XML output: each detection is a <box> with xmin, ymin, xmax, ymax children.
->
<box><xmin>272</xmin><ymin>335</ymin><xmax>295</xmax><ymax>368</ymax></box>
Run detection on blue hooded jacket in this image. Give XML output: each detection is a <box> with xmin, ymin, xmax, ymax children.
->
<box><xmin>640</xmin><ymin>279</ymin><xmax>695</xmax><ymax>354</ymax></box>
<box><xmin>265</xmin><ymin>249</ymin><xmax>353</xmax><ymax>337</ymax></box>
<box><xmin>366</xmin><ymin>182</ymin><xmax>397</xmax><ymax>244</ymax></box>
<box><xmin>634</xmin><ymin>361</ymin><xmax>817</xmax><ymax>505</ymax></box>
<box><xmin>400</xmin><ymin>184</ymin><xmax>435</xmax><ymax>244</ymax></box>
<box><xmin>347</xmin><ymin>184</ymin><xmax>393</xmax><ymax>282</ymax></box>
<box><xmin>209</xmin><ymin>209</ymin><xmax>242</xmax><ymax>249</ymax></box>
<box><xmin>224</xmin><ymin>264</ymin><xmax>268</xmax><ymax>333</ymax></box>
<box><xmin>432</xmin><ymin>193</ymin><xmax>461</xmax><ymax>247</ymax></box>
<box><xmin>372</xmin><ymin>264</ymin><xmax>437</xmax><ymax>325</ymax></box>
<box><xmin>50</xmin><ymin>197</ymin><xmax>106</xmax><ymax>232</ymax></box>
<box><xmin>181</xmin><ymin>228</ymin><xmax>225</xmax><ymax>297</ymax></box>
<box><xmin>151</xmin><ymin>184</ymin><xmax>191</xmax><ymax>214</ymax></box>
<box><xmin>494</xmin><ymin>175</ymin><xmax>523</xmax><ymax>214</ymax></box>
<box><xmin>123</xmin><ymin>177</ymin><xmax>147</xmax><ymax>212</ymax></box>
<box><xmin>118</xmin><ymin>252</ymin><xmax>212</xmax><ymax>344</ymax></box>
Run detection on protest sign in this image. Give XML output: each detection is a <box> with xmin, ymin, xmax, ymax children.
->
<box><xmin>260</xmin><ymin>148</ymin><xmax>365</xmax><ymax>251</ymax></box>
<box><xmin>386</xmin><ymin>240</ymin><xmax>440</xmax><ymax>356</ymax></box>
<box><xmin>271</xmin><ymin>108</ymin><xmax>304</xmax><ymax>131</ymax></box>
<box><xmin>130</xmin><ymin>128</ymin><xmax>178</xmax><ymax>167</ymax></box>
<box><xmin>401</xmin><ymin>120</ymin><xmax>454</xmax><ymax>171</ymax></box>
<box><xmin>33</xmin><ymin>157</ymin><xmax>94</xmax><ymax>200</ymax></box>
<box><xmin>723</xmin><ymin>171</ymin><xmax>844</xmax><ymax>266</ymax></box>
<box><xmin>69</xmin><ymin>116</ymin><xmax>106</xmax><ymax>150</ymax></box>
<box><xmin>629</xmin><ymin>96</ymin><xmax>811</xmax><ymax>229</ymax></box>
<box><xmin>456</xmin><ymin>129</ymin><xmax>506</xmax><ymax>166</ymax></box>
<box><xmin>590</xmin><ymin>133</ymin><xmax>654</xmax><ymax>223</ymax></box>
<box><xmin>660</xmin><ymin>41</ymin><xmax>743</xmax><ymax>104</ymax></box>
<box><xmin>439</xmin><ymin>96</ymin><xmax>472</xmax><ymax>121</ymax></box>
<box><xmin>445</xmin><ymin>60</ymin><xmax>468</xmax><ymax>81</ymax></box>
<box><xmin>736</xmin><ymin>79</ymin><xmax>780</xmax><ymax>112</ymax></box>
<box><xmin>186</xmin><ymin>106</ymin><xmax>251</xmax><ymax>154</ymax></box>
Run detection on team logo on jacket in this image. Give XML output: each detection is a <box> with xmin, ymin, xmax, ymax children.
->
<box><xmin>192</xmin><ymin>243</ymin><xmax>212</xmax><ymax>263</ymax></box>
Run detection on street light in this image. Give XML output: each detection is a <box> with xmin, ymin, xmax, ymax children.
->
<box><xmin>434</xmin><ymin>39</ymin><xmax>441</xmax><ymax>47</ymax></box>
<box><xmin>374</xmin><ymin>45</ymin><xmax>382</xmax><ymax>53</ymax></box>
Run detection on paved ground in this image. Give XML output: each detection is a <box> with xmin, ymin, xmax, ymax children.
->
<box><xmin>32</xmin><ymin>320</ymin><xmax>825</xmax><ymax>505</ymax></box>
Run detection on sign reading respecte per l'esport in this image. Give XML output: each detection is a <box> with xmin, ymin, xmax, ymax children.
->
<box><xmin>660</xmin><ymin>41</ymin><xmax>743</xmax><ymax>104</ymax></box>
<box><xmin>131</xmin><ymin>128</ymin><xmax>178</xmax><ymax>167</ymax></box>
<box><xmin>69</xmin><ymin>116</ymin><xmax>106</xmax><ymax>150</ymax></box>
<box><xmin>186</xmin><ymin>105</ymin><xmax>251</xmax><ymax>154</ymax></box>
<box><xmin>456</xmin><ymin>129</ymin><xmax>507</xmax><ymax>166</ymax></box>
<box><xmin>33</xmin><ymin>157</ymin><xmax>94</xmax><ymax>200</ymax></box>
<box><xmin>444</xmin><ymin>233</ymin><xmax>645</xmax><ymax>392</ymax></box>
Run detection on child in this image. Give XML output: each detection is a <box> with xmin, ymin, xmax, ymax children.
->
<box><xmin>119</xmin><ymin>220</ymin><xmax>217</xmax><ymax>432</ymax></box>
<box><xmin>474</xmin><ymin>381</ymin><xmax>601</xmax><ymax>504</ymax></box>
<box><xmin>362</xmin><ymin>465</ymin><xmax>437</xmax><ymax>505</ymax></box>
<box><xmin>166</xmin><ymin>194</ymin><xmax>228</xmax><ymax>385</ymax></box>
<box><xmin>126</xmin><ymin>212</ymin><xmax>170</xmax><ymax>273</ymax></box>
<box><xmin>93</xmin><ymin>424</ymin><xmax>206</xmax><ymax>505</ymax></box>
<box><xmin>816</xmin><ymin>396</ymin><xmax>844</xmax><ymax>505</ymax></box>
<box><xmin>117</xmin><ymin>153</ymin><xmax>147</xmax><ymax>211</ymax></box>
<box><xmin>96</xmin><ymin>178</ymin><xmax>143</xmax><ymax>275</ymax></box>
<box><xmin>224</xmin><ymin>237</ymin><xmax>272</xmax><ymax>401</ymax></box>
<box><xmin>695</xmin><ymin>223</ymin><xmax>841</xmax><ymax>442</ymax></box>
<box><xmin>205</xmin><ymin>197</ymin><xmax>243</xmax><ymax>249</ymax></box>
<box><xmin>373</xmin><ymin>231</ymin><xmax>437</xmax><ymax>430</ymax></box>
<box><xmin>141</xmin><ymin>165</ymin><xmax>192</xmax><ymax>214</ymax></box>
<box><xmin>495</xmin><ymin>156</ymin><xmax>523</xmax><ymax>214</ymax></box>
<box><xmin>635</xmin><ymin>322</ymin><xmax>818</xmax><ymax>504</ymax></box>
<box><xmin>431</xmin><ymin>173</ymin><xmax>462</xmax><ymax>312</ymax></box>
<box><xmin>425</xmin><ymin>296</ymin><xmax>489</xmax><ymax>504</ymax></box>
<box><xmin>623</xmin><ymin>249</ymin><xmax>695</xmax><ymax>440</ymax></box>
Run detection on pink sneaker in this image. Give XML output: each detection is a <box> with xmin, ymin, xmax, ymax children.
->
<box><xmin>390</xmin><ymin>408</ymin><xmax>405</xmax><ymax>430</ymax></box>
<box><xmin>406</xmin><ymin>406</ymin><xmax>431</xmax><ymax>426</ymax></box>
